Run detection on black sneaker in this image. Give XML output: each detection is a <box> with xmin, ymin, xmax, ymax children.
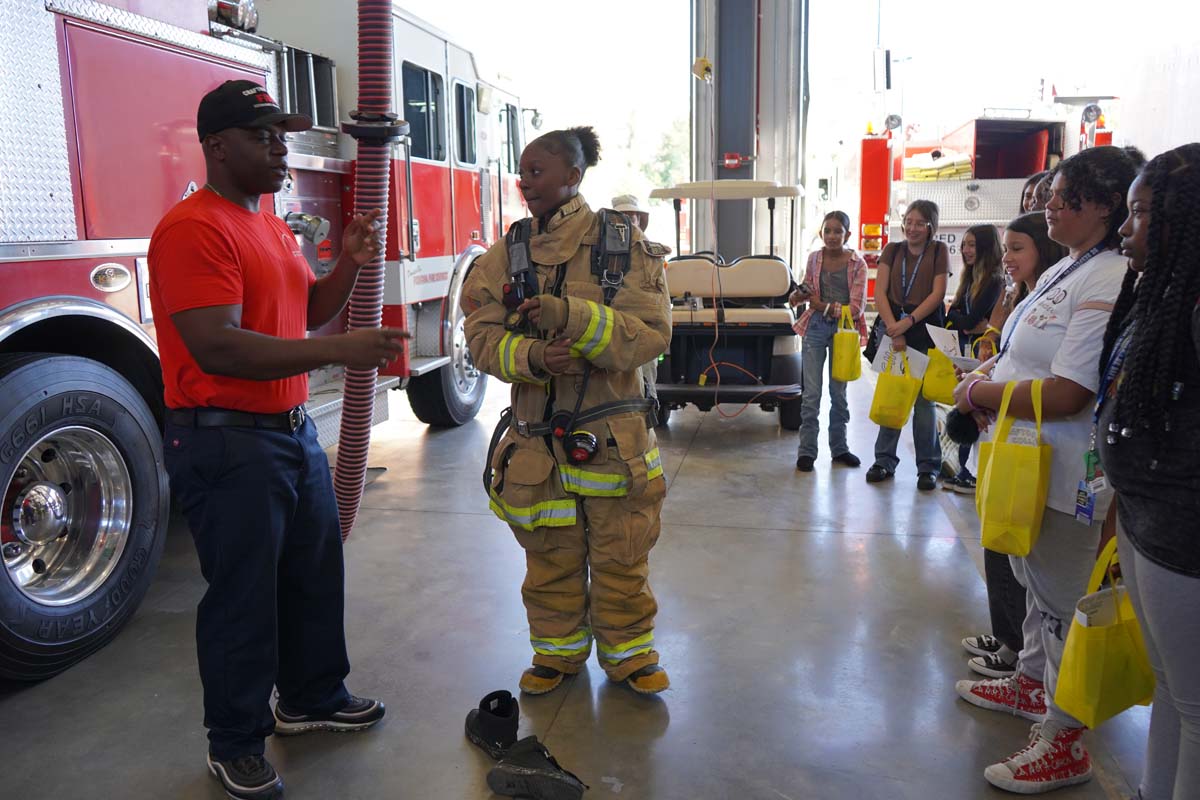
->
<box><xmin>832</xmin><ymin>451</ymin><xmax>861</xmax><ymax>467</ymax></box>
<box><xmin>465</xmin><ymin>690</ymin><xmax>520</xmax><ymax>760</ymax></box>
<box><xmin>953</xmin><ymin>474</ymin><xmax>977</xmax><ymax>495</ymax></box>
<box><xmin>969</xmin><ymin>651</ymin><xmax>1018</xmax><ymax>678</ymax></box>
<box><xmin>917</xmin><ymin>472</ymin><xmax>938</xmax><ymax>491</ymax></box>
<box><xmin>962</xmin><ymin>634</ymin><xmax>1003</xmax><ymax>657</ymax></box>
<box><xmin>273</xmin><ymin>695</ymin><xmax>385</xmax><ymax>736</ymax></box>
<box><xmin>206</xmin><ymin>754</ymin><xmax>284</xmax><ymax>800</ymax></box>
<box><xmin>487</xmin><ymin>736</ymin><xmax>587</xmax><ymax>800</ymax></box>
<box><xmin>865</xmin><ymin>464</ymin><xmax>893</xmax><ymax>483</ymax></box>
<box><xmin>796</xmin><ymin>455</ymin><xmax>815</xmax><ymax>472</ymax></box>
<box><xmin>942</xmin><ymin>475</ymin><xmax>961</xmax><ymax>491</ymax></box>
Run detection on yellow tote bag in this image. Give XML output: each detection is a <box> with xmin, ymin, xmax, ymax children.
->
<box><xmin>921</xmin><ymin>348</ymin><xmax>957</xmax><ymax>404</ymax></box>
<box><xmin>975</xmin><ymin>380</ymin><xmax>1052</xmax><ymax>556</ymax></box>
<box><xmin>831</xmin><ymin>306</ymin><xmax>862</xmax><ymax>383</ymax></box>
<box><xmin>868</xmin><ymin>351</ymin><xmax>921</xmax><ymax>429</ymax></box>
<box><xmin>1055</xmin><ymin>537</ymin><xmax>1156</xmax><ymax>729</ymax></box>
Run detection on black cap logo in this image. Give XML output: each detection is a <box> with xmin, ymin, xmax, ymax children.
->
<box><xmin>196</xmin><ymin>79</ymin><xmax>312</xmax><ymax>141</ymax></box>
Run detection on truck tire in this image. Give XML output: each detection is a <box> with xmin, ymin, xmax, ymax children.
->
<box><xmin>654</xmin><ymin>403</ymin><xmax>672</xmax><ymax>428</ymax></box>
<box><xmin>406</xmin><ymin>312</ymin><xmax>487</xmax><ymax>427</ymax></box>
<box><xmin>778</xmin><ymin>398</ymin><xmax>803</xmax><ymax>431</ymax></box>
<box><xmin>0</xmin><ymin>354</ymin><xmax>167</xmax><ymax>680</ymax></box>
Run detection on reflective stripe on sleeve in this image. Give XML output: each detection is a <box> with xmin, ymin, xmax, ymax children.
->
<box><xmin>570</xmin><ymin>299</ymin><xmax>615</xmax><ymax>360</ymax></box>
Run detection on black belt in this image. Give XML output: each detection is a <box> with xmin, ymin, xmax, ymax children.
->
<box><xmin>167</xmin><ymin>406</ymin><xmax>308</xmax><ymax>433</ymax></box>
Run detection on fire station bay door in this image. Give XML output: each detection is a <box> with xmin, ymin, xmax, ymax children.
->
<box><xmin>391</xmin><ymin>16</ymin><xmax>454</xmax><ymax>306</ymax></box>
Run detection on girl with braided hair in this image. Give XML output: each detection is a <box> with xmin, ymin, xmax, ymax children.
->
<box><xmin>951</xmin><ymin>146</ymin><xmax>1137</xmax><ymax>794</ymax></box>
<box><xmin>1096</xmin><ymin>143</ymin><xmax>1200</xmax><ymax>800</ymax></box>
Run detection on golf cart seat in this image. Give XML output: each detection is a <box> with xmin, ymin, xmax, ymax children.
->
<box><xmin>667</xmin><ymin>257</ymin><xmax>792</xmax><ymax>303</ymax></box>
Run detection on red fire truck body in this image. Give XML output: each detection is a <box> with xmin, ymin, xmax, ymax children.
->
<box><xmin>0</xmin><ymin>0</ymin><xmax>526</xmax><ymax>679</ymax></box>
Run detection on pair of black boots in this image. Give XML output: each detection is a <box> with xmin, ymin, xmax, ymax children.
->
<box><xmin>465</xmin><ymin>690</ymin><xmax>587</xmax><ymax>800</ymax></box>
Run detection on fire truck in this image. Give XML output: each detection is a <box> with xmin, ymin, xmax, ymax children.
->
<box><xmin>854</xmin><ymin>101</ymin><xmax>1117</xmax><ymax>301</ymax></box>
<box><xmin>0</xmin><ymin>0</ymin><xmax>527</xmax><ymax>680</ymax></box>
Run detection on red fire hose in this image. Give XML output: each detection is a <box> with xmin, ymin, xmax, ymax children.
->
<box><xmin>333</xmin><ymin>0</ymin><xmax>404</xmax><ymax>539</ymax></box>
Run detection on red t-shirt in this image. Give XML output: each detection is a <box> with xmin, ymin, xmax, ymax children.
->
<box><xmin>148</xmin><ymin>190</ymin><xmax>316</xmax><ymax>413</ymax></box>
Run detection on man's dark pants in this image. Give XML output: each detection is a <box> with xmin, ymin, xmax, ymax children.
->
<box><xmin>164</xmin><ymin>416</ymin><xmax>350</xmax><ymax>760</ymax></box>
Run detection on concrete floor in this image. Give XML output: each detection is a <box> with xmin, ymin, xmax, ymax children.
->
<box><xmin>0</xmin><ymin>373</ymin><xmax>1149</xmax><ymax>799</ymax></box>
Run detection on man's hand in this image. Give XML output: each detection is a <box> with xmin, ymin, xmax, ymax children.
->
<box><xmin>337</xmin><ymin>327</ymin><xmax>409</xmax><ymax>370</ymax></box>
<box><xmin>341</xmin><ymin>209</ymin><xmax>384</xmax><ymax>268</ymax></box>
<box><xmin>543</xmin><ymin>337</ymin><xmax>577</xmax><ymax>373</ymax></box>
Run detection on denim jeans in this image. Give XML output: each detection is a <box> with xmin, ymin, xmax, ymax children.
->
<box><xmin>872</xmin><ymin>343</ymin><xmax>942</xmax><ymax>474</ymax></box>
<box><xmin>798</xmin><ymin>313</ymin><xmax>850</xmax><ymax>459</ymax></box>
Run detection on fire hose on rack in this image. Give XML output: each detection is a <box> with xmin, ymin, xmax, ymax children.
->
<box><xmin>332</xmin><ymin>0</ymin><xmax>407</xmax><ymax>539</ymax></box>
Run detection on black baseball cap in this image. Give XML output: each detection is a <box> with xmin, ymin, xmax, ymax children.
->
<box><xmin>196</xmin><ymin>79</ymin><xmax>312</xmax><ymax>141</ymax></box>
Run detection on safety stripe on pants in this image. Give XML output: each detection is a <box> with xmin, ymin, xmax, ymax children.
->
<box><xmin>570</xmin><ymin>299</ymin><xmax>614</xmax><ymax>360</ymax></box>
<box><xmin>488</xmin><ymin>490</ymin><xmax>576</xmax><ymax>530</ymax></box>
<box><xmin>531</xmin><ymin>628</ymin><xmax>593</xmax><ymax>658</ymax></box>
<box><xmin>558</xmin><ymin>465</ymin><xmax>630</xmax><ymax>497</ymax></box>
<box><xmin>598</xmin><ymin>630</ymin><xmax>655</xmax><ymax>663</ymax></box>
<box><xmin>644</xmin><ymin>448</ymin><xmax>663</xmax><ymax>481</ymax></box>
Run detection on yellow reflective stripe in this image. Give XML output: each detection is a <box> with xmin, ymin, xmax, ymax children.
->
<box><xmin>497</xmin><ymin>332</ymin><xmax>518</xmax><ymax>382</ymax></box>
<box><xmin>570</xmin><ymin>300</ymin><xmax>614</xmax><ymax>360</ymax></box>
<box><xmin>558</xmin><ymin>465</ymin><xmax>630</xmax><ymax>497</ymax></box>
<box><xmin>531</xmin><ymin>628</ymin><xmax>593</xmax><ymax>657</ymax></box>
<box><xmin>488</xmin><ymin>490</ymin><xmax>576</xmax><ymax>531</ymax></box>
<box><xmin>644</xmin><ymin>448</ymin><xmax>663</xmax><ymax>481</ymax></box>
<box><xmin>598</xmin><ymin>630</ymin><xmax>655</xmax><ymax>663</ymax></box>
<box><xmin>497</xmin><ymin>332</ymin><xmax>548</xmax><ymax>386</ymax></box>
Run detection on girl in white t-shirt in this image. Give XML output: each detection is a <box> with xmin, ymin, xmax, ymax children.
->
<box><xmin>951</xmin><ymin>146</ymin><xmax>1138</xmax><ymax>795</ymax></box>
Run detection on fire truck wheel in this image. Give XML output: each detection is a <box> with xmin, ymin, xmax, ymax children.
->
<box><xmin>0</xmin><ymin>354</ymin><xmax>167</xmax><ymax>681</ymax></box>
<box><xmin>778</xmin><ymin>398</ymin><xmax>803</xmax><ymax>431</ymax></box>
<box><xmin>406</xmin><ymin>313</ymin><xmax>487</xmax><ymax>427</ymax></box>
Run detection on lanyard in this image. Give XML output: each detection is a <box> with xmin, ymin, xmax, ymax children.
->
<box><xmin>899</xmin><ymin>246</ymin><xmax>925</xmax><ymax>302</ymax></box>
<box><xmin>1092</xmin><ymin>320</ymin><xmax>1136</xmax><ymax>426</ymax></box>
<box><xmin>996</xmin><ymin>245</ymin><xmax>1106</xmax><ymax>364</ymax></box>
<box><xmin>963</xmin><ymin>276</ymin><xmax>973</xmax><ymax>317</ymax></box>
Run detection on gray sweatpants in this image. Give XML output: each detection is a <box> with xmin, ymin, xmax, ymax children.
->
<box><xmin>1010</xmin><ymin>508</ymin><xmax>1101</xmax><ymax>729</ymax></box>
<box><xmin>1118</xmin><ymin>522</ymin><xmax>1200</xmax><ymax>800</ymax></box>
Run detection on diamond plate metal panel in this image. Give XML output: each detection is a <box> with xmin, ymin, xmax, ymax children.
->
<box><xmin>308</xmin><ymin>378</ymin><xmax>397</xmax><ymax>451</ymax></box>
<box><xmin>897</xmin><ymin>178</ymin><xmax>1027</xmax><ymax>227</ymax></box>
<box><xmin>47</xmin><ymin>0</ymin><xmax>274</xmax><ymax>71</ymax></box>
<box><xmin>0</xmin><ymin>0</ymin><xmax>76</xmax><ymax>242</ymax></box>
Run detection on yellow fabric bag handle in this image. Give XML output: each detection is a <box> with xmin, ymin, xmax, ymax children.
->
<box><xmin>839</xmin><ymin>304</ymin><xmax>855</xmax><ymax>331</ymax></box>
<box><xmin>992</xmin><ymin>379</ymin><xmax>1043</xmax><ymax>444</ymax></box>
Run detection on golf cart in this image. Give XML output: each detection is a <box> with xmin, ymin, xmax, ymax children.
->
<box><xmin>649</xmin><ymin>180</ymin><xmax>804</xmax><ymax>429</ymax></box>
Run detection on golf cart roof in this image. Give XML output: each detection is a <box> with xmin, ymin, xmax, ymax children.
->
<box><xmin>649</xmin><ymin>180</ymin><xmax>803</xmax><ymax>200</ymax></box>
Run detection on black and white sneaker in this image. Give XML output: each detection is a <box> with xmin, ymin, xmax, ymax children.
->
<box><xmin>206</xmin><ymin>754</ymin><xmax>284</xmax><ymax>800</ymax></box>
<box><xmin>961</xmin><ymin>634</ymin><xmax>1003</xmax><ymax>657</ymax></box>
<box><xmin>969</xmin><ymin>651</ymin><xmax>1018</xmax><ymax>678</ymax></box>
<box><xmin>273</xmin><ymin>695</ymin><xmax>385</xmax><ymax>736</ymax></box>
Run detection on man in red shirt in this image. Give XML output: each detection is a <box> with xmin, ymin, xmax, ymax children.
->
<box><xmin>149</xmin><ymin>80</ymin><xmax>405</xmax><ymax>800</ymax></box>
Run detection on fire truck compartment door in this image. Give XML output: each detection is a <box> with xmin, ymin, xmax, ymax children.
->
<box><xmin>64</xmin><ymin>22</ymin><xmax>263</xmax><ymax>239</ymax></box>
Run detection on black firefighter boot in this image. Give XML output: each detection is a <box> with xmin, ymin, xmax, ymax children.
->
<box><xmin>486</xmin><ymin>736</ymin><xmax>588</xmax><ymax>800</ymax></box>
<box><xmin>465</xmin><ymin>690</ymin><xmax>519</xmax><ymax>760</ymax></box>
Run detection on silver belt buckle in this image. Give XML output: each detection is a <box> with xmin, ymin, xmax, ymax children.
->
<box><xmin>515</xmin><ymin>420</ymin><xmax>531</xmax><ymax>436</ymax></box>
<box><xmin>288</xmin><ymin>406</ymin><xmax>306</xmax><ymax>433</ymax></box>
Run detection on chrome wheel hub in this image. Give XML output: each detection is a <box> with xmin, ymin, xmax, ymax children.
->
<box><xmin>2</xmin><ymin>426</ymin><xmax>132</xmax><ymax>606</ymax></box>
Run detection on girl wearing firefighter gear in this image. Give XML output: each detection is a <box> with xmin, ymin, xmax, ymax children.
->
<box><xmin>462</xmin><ymin>127</ymin><xmax>672</xmax><ymax>695</ymax></box>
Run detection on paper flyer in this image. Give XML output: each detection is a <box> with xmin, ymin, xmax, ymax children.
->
<box><xmin>870</xmin><ymin>336</ymin><xmax>929</xmax><ymax>379</ymax></box>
